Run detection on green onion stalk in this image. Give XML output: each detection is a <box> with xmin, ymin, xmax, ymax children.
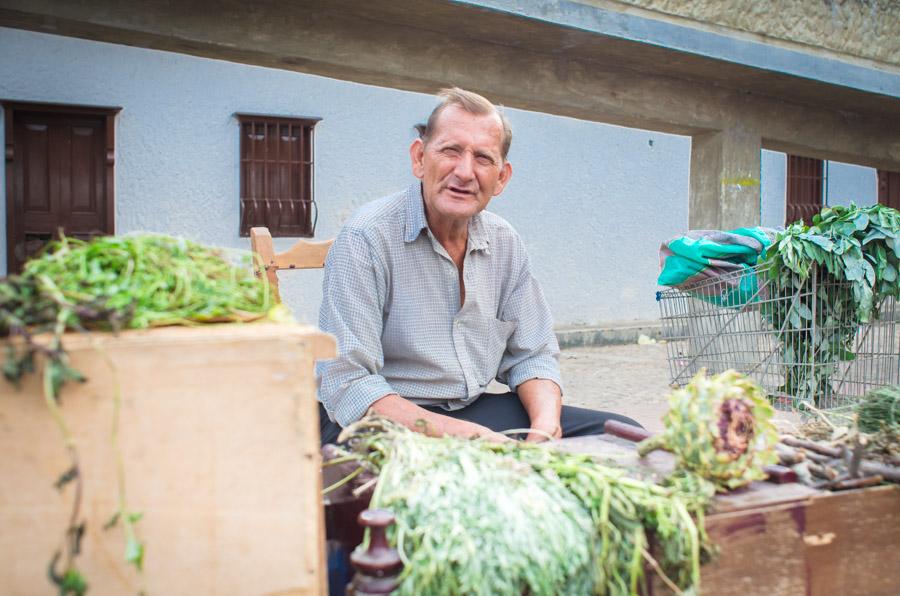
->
<box><xmin>333</xmin><ymin>418</ymin><xmax>715</xmax><ymax>595</ymax></box>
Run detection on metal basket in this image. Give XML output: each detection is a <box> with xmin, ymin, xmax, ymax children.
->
<box><xmin>657</xmin><ymin>263</ymin><xmax>900</xmax><ymax>410</ymax></box>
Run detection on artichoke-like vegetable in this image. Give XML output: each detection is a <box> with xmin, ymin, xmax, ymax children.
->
<box><xmin>638</xmin><ymin>370</ymin><xmax>778</xmax><ymax>491</ymax></box>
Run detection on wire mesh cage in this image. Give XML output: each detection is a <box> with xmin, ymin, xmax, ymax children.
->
<box><xmin>657</xmin><ymin>263</ymin><xmax>900</xmax><ymax>410</ymax></box>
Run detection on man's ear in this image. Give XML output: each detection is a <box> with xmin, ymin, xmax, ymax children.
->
<box><xmin>410</xmin><ymin>138</ymin><xmax>425</xmax><ymax>179</ymax></box>
<box><xmin>493</xmin><ymin>160</ymin><xmax>513</xmax><ymax>197</ymax></box>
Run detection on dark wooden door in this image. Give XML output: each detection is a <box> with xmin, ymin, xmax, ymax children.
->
<box><xmin>5</xmin><ymin>103</ymin><xmax>117</xmax><ymax>273</ymax></box>
<box><xmin>878</xmin><ymin>170</ymin><xmax>900</xmax><ymax>211</ymax></box>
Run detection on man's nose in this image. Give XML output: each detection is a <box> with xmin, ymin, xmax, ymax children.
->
<box><xmin>453</xmin><ymin>152</ymin><xmax>475</xmax><ymax>179</ymax></box>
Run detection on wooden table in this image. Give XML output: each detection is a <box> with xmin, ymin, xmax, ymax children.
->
<box><xmin>556</xmin><ymin>435</ymin><xmax>900</xmax><ymax>596</ymax></box>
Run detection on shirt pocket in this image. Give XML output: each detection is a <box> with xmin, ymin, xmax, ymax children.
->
<box><xmin>463</xmin><ymin>315</ymin><xmax>517</xmax><ymax>387</ymax></box>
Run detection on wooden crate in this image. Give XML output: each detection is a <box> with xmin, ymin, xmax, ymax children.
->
<box><xmin>698</xmin><ymin>484</ymin><xmax>900</xmax><ymax>595</ymax></box>
<box><xmin>560</xmin><ymin>434</ymin><xmax>900</xmax><ymax>595</ymax></box>
<box><xmin>0</xmin><ymin>323</ymin><xmax>334</xmax><ymax>596</ymax></box>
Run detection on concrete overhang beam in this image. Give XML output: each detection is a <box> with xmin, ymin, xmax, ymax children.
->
<box><xmin>1</xmin><ymin>0</ymin><xmax>898</xmax><ymax>175</ymax></box>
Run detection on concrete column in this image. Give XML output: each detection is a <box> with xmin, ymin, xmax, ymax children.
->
<box><xmin>689</xmin><ymin>128</ymin><xmax>762</xmax><ymax>230</ymax></box>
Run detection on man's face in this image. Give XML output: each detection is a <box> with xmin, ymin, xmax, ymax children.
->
<box><xmin>410</xmin><ymin>105</ymin><xmax>512</xmax><ymax>228</ymax></box>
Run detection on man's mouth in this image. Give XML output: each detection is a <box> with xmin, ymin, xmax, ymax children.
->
<box><xmin>446</xmin><ymin>185</ymin><xmax>475</xmax><ymax>196</ymax></box>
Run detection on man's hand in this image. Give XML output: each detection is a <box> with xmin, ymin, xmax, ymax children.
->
<box><xmin>517</xmin><ymin>378</ymin><xmax>563</xmax><ymax>443</ymax></box>
<box><xmin>368</xmin><ymin>393</ymin><xmax>510</xmax><ymax>441</ymax></box>
<box><xmin>524</xmin><ymin>417</ymin><xmax>562</xmax><ymax>442</ymax></box>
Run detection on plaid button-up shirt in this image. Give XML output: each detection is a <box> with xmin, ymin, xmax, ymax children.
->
<box><xmin>317</xmin><ymin>184</ymin><xmax>562</xmax><ymax>427</ymax></box>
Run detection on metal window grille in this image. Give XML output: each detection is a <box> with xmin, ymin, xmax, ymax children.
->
<box><xmin>237</xmin><ymin>114</ymin><xmax>320</xmax><ymax>237</ymax></box>
<box><xmin>786</xmin><ymin>155</ymin><xmax>824</xmax><ymax>226</ymax></box>
<box><xmin>878</xmin><ymin>170</ymin><xmax>900</xmax><ymax>211</ymax></box>
<box><xmin>657</xmin><ymin>263</ymin><xmax>899</xmax><ymax>410</ymax></box>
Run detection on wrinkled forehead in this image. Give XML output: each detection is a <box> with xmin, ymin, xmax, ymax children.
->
<box><xmin>428</xmin><ymin>105</ymin><xmax>506</xmax><ymax>151</ymax></box>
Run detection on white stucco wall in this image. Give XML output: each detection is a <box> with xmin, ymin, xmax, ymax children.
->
<box><xmin>825</xmin><ymin>161</ymin><xmax>878</xmax><ymax>208</ymax></box>
<box><xmin>760</xmin><ymin>149</ymin><xmax>787</xmax><ymax>229</ymax></box>
<box><xmin>2</xmin><ymin>27</ymin><xmax>690</xmax><ymax>326</ymax></box>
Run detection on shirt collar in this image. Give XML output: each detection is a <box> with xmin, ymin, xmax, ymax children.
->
<box><xmin>403</xmin><ymin>183</ymin><xmax>490</xmax><ymax>253</ymax></box>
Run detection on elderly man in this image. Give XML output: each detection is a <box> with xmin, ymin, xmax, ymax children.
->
<box><xmin>317</xmin><ymin>88</ymin><xmax>639</xmax><ymax>445</ymax></box>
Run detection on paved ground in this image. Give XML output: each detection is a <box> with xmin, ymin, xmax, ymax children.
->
<box><xmin>559</xmin><ymin>342</ymin><xmax>672</xmax><ymax>433</ymax></box>
<box><xmin>558</xmin><ymin>341</ymin><xmax>802</xmax><ymax>435</ymax></box>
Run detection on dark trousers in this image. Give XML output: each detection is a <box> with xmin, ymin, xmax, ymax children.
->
<box><xmin>319</xmin><ymin>392</ymin><xmax>642</xmax><ymax>446</ymax></box>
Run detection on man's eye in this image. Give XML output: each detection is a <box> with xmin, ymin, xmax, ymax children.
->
<box><xmin>442</xmin><ymin>147</ymin><xmax>461</xmax><ymax>156</ymax></box>
<box><xmin>476</xmin><ymin>155</ymin><xmax>495</xmax><ymax>166</ymax></box>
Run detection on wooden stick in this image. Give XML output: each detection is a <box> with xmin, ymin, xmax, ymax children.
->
<box><xmin>780</xmin><ymin>436</ymin><xmax>842</xmax><ymax>458</ymax></box>
<box><xmin>603</xmin><ymin>420</ymin><xmax>651</xmax><ymax>442</ymax></box>
<box><xmin>846</xmin><ymin>441</ymin><xmax>864</xmax><ymax>479</ymax></box>
<box><xmin>775</xmin><ymin>443</ymin><xmax>805</xmax><ymax>465</ymax></box>
<box><xmin>807</xmin><ymin>462</ymin><xmax>839</xmax><ymax>481</ymax></box>
<box><xmin>826</xmin><ymin>475</ymin><xmax>884</xmax><ymax>491</ymax></box>
<box><xmin>801</xmin><ymin>451</ymin><xmax>834</xmax><ymax>465</ymax></box>
<box><xmin>860</xmin><ymin>461</ymin><xmax>900</xmax><ymax>483</ymax></box>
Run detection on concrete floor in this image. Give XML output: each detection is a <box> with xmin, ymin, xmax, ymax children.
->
<box><xmin>559</xmin><ymin>342</ymin><xmax>673</xmax><ymax>434</ymax></box>
<box><xmin>559</xmin><ymin>341</ymin><xmax>803</xmax><ymax>435</ymax></box>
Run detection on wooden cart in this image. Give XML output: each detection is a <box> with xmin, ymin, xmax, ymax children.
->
<box><xmin>333</xmin><ymin>433</ymin><xmax>900</xmax><ymax>595</ymax></box>
<box><xmin>0</xmin><ymin>323</ymin><xmax>334</xmax><ymax>596</ymax></box>
<box><xmin>559</xmin><ymin>434</ymin><xmax>900</xmax><ymax>595</ymax></box>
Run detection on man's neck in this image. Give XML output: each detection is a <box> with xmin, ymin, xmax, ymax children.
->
<box><xmin>423</xmin><ymin>206</ymin><xmax>469</xmax><ymax>268</ymax></box>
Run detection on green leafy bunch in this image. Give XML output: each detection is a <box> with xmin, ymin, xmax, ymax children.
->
<box><xmin>638</xmin><ymin>370</ymin><xmax>778</xmax><ymax>491</ymax></box>
<box><xmin>2</xmin><ymin>233</ymin><xmax>274</xmax><ymax>336</ymax></box>
<box><xmin>857</xmin><ymin>384</ymin><xmax>899</xmax><ymax>434</ymax></box>
<box><xmin>759</xmin><ymin>204</ymin><xmax>900</xmax><ymax>403</ymax></box>
<box><xmin>764</xmin><ymin>203</ymin><xmax>900</xmax><ymax>323</ymax></box>
<box><xmin>335</xmin><ymin>419</ymin><xmax>713</xmax><ymax>596</ymax></box>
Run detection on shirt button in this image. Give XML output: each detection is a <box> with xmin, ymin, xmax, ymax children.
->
<box><xmin>455</xmin><ymin>320</ymin><xmax>462</xmax><ymax>327</ymax></box>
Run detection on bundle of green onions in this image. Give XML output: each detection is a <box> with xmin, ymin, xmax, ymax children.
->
<box><xmin>332</xmin><ymin>418</ymin><xmax>714</xmax><ymax>596</ymax></box>
<box><xmin>637</xmin><ymin>370</ymin><xmax>778</xmax><ymax>491</ymax></box>
<box><xmin>2</xmin><ymin>233</ymin><xmax>283</xmax><ymax>384</ymax></box>
<box><xmin>2</xmin><ymin>233</ymin><xmax>277</xmax><ymax>334</ymax></box>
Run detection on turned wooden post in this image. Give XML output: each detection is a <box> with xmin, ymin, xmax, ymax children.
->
<box><xmin>346</xmin><ymin>509</ymin><xmax>403</xmax><ymax>595</ymax></box>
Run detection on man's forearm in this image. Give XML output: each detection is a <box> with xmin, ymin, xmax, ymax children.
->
<box><xmin>517</xmin><ymin>378</ymin><xmax>562</xmax><ymax>441</ymax></box>
<box><xmin>368</xmin><ymin>393</ymin><xmax>506</xmax><ymax>440</ymax></box>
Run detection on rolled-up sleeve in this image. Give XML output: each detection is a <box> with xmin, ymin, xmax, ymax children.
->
<box><xmin>496</xmin><ymin>249</ymin><xmax>563</xmax><ymax>394</ymax></box>
<box><xmin>316</xmin><ymin>228</ymin><xmax>396</xmax><ymax>427</ymax></box>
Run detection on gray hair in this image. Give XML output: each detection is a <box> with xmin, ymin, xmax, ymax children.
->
<box><xmin>415</xmin><ymin>87</ymin><xmax>512</xmax><ymax>160</ymax></box>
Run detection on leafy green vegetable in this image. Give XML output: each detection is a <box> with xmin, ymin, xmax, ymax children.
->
<box><xmin>761</xmin><ymin>204</ymin><xmax>900</xmax><ymax>405</ymax></box>
<box><xmin>857</xmin><ymin>384</ymin><xmax>899</xmax><ymax>433</ymax></box>
<box><xmin>335</xmin><ymin>419</ymin><xmax>713</xmax><ymax>595</ymax></box>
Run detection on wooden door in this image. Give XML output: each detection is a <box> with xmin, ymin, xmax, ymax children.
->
<box><xmin>4</xmin><ymin>103</ymin><xmax>118</xmax><ymax>273</ymax></box>
<box><xmin>878</xmin><ymin>170</ymin><xmax>900</xmax><ymax>211</ymax></box>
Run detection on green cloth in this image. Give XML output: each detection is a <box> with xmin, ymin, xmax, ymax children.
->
<box><xmin>658</xmin><ymin>227</ymin><xmax>775</xmax><ymax>308</ymax></box>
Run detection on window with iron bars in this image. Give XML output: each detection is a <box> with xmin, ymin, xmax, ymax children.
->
<box><xmin>237</xmin><ymin>114</ymin><xmax>320</xmax><ymax>237</ymax></box>
<box><xmin>785</xmin><ymin>155</ymin><xmax>825</xmax><ymax>226</ymax></box>
<box><xmin>878</xmin><ymin>169</ymin><xmax>900</xmax><ymax>211</ymax></box>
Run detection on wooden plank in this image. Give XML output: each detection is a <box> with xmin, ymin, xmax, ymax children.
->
<box><xmin>0</xmin><ymin>323</ymin><xmax>334</xmax><ymax>595</ymax></box>
<box><xmin>681</xmin><ymin>485</ymin><xmax>900</xmax><ymax>595</ymax></box>
<box><xmin>713</xmin><ymin>481</ymin><xmax>819</xmax><ymax>513</ymax></box>
<box><xmin>697</xmin><ymin>500</ymin><xmax>811</xmax><ymax>595</ymax></box>
<box><xmin>804</xmin><ymin>486</ymin><xmax>900</xmax><ymax>596</ymax></box>
<box><xmin>273</xmin><ymin>238</ymin><xmax>333</xmax><ymax>270</ymax></box>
